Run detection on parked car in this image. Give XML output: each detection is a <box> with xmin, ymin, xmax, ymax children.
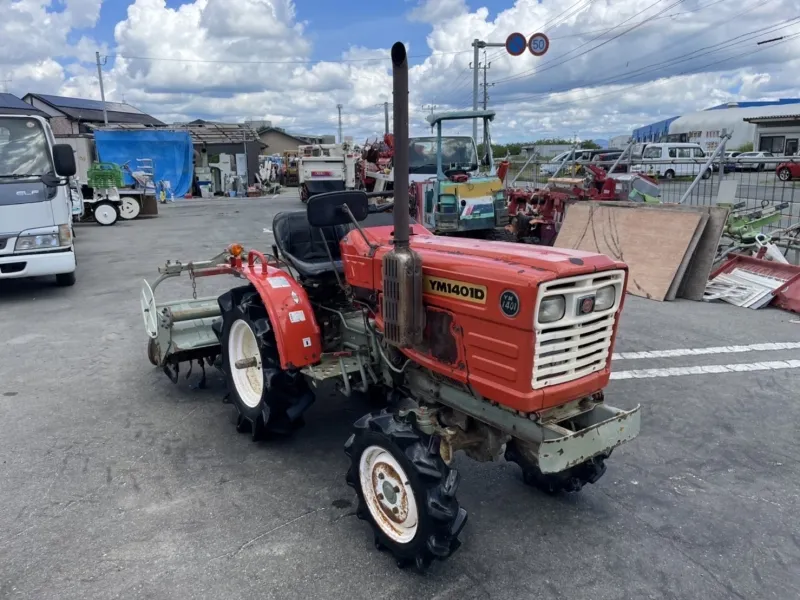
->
<box><xmin>630</xmin><ymin>142</ymin><xmax>711</xmax><ymax>179</ymax></box>
<box><xmin>776</xmin><ymin>161</ymin><xmax>800</xmax><ymax>181</ymax></box>
<box><xmin>591</xmin><ymin>151</ymin><xmax>627</xmax><ymax>172</ymax></box>
<box><xmin>735</xmin><ymin>151</ymin><xmax>773</xmax><ymax>171</ymax></box>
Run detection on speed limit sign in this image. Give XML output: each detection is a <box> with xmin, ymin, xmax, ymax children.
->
<box><xmin>528</xmin><ymin>33</ymin><xmax>549</xmax><ymax>56</ymax></box>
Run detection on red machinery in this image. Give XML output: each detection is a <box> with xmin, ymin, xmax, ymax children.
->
<box><xmin>505</xmin><ymin>164</ymin><xmax>660</xmax><ymax>245</ymax></box>
<box><xmin>359</xmin><ymin>133</ymin><xmax>394</xmax><ymax>191</ymax></box>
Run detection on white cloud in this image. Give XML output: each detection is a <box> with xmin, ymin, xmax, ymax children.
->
<box><xmin>1</xmin><ymin>0</ymin><xmax>799</xmax><ymax>143</ymax></box>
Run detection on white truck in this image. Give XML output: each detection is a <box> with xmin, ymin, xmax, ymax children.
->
<box><xmin>298</xmin><ymin>143</ymin><xmax>356</xmax><ymax>203</ymax></box>
<box><xmin>0</xmin><ymin>112</ymin><xmax>79</xmax><ymax>286</ymax></box>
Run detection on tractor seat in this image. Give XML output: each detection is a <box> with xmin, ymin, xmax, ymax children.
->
<box><xmin>272</xmin><ymin>211</ymin><xmax>349</xmax><ymax>279</ymax></box>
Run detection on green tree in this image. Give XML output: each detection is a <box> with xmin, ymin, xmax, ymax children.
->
<box><xmin>736</xmin><ymin>142</ymin><xmax>754</xmax><ymax>152</ymax></box>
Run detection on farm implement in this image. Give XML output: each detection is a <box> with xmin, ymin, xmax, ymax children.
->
<box><xmin>139</xmin><ymin>43</ymin><xmax>640</xmax><ymax>572</ymax></box>
<box><xmin>505</xmin><ymin>164</ymin><xmax>661</xmax><ymax>245</ymax></box>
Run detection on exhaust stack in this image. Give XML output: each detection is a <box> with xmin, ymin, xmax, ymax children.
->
<box><xmin>382</xmin><ymin>42</ymin><xmax>424</xmax><ymax>348</ymax></box>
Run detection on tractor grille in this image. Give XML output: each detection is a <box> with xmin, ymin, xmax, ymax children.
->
<box><xmin>532</xmin><ymin>270</ymin><xmax>625</xmax><ymax>390</ymax></box>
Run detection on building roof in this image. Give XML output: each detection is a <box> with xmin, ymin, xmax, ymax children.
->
<box><xmin>256</xmin><ymin>126</ymin><xmax>310</xmax><ymax>145</ymax></box>
<box><xmin>24</xmin><ymin>93</ymin><xmax>165</xmax><ymax>126</ymax></box>
<box><xmin>0</xmin><ymin>93</ymin><xmax>49</xmax><ymax>117</ymax></box>
<box><xmin>87</xmin><ymin>121</ymin><xmax>263</xmax><ymax>146</ymax></box>
<box><xmin>705</xmin><ymin>98</ymin><xmax>800</xmax><ymax>111</ymax></box>
<box><xmin>743</xmin><ymin>114</ymin><xmax>800</xmax><ymax>123</ymax></box>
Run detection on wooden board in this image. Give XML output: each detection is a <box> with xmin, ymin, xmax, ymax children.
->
<box><xmin>581</xmin><ymin>201</ymin><xmax>730</xmax><ymax>301</ymax></box>
<box><xmin>554</xmin><ymin>202</ymin><xmax>705</xmax><ymax>301</ymax></box>
<box><xmin>666</xmin><ymin>211</ymin><xmax>708</xmax><ymax>301</ymax></box>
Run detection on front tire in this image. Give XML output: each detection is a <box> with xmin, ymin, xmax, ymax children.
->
<box><xmin>505</xmin><ymin>440</ymin><xmax>608</xmax><ymax>494</ymax></box>
<box><xmin>93</xmin><ymin>201</ymin><xmax>119</xmax><ymax>226</ymax></box>
<box><xmin>217</xmin><ymin>286</ymin><xmax>314</xmax><ymax>440</ymax></box>
<box><xmin>701</xmin><ymin>168</ymin><xmax>711</xmax><ymax>180</ymax></box>
<box><xmin>345</xmin><ymin>411</ymin><xmax>467</xmax><ymax>572</ymax></box>
<box><xmin>55</xmin><ymin>272</ymin><xmax>76</xmax><ymax>287</ymax></box>
<box><xmin>778</xmin><ymin>167</ymin><xmax>791</xmax><ymax>181</ymax></box>
<box><xmin>664</xmin><ymin>169</ymin><xmax>675</xmax><ymax>180</ymax></box>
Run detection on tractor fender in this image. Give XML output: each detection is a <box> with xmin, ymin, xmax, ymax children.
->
<box><xmin>238</xmin><ymin>251</ymin><xmax>322</xmax><ymax>370</ymax></box>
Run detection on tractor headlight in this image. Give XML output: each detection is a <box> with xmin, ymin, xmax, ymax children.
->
<box><xmin>538</xmin><ymin>295</ymin><xmax>566</xmax><ymax>323</ymax></box>
<box><xmin>595</xmin><ymin>285</ymin><xmax>616</xmax><ymax>311</ymax></box>
<box><xmin>15</xmin><ymin>233</ymin><xmax>60</xmax><ymax>251</ymax></box>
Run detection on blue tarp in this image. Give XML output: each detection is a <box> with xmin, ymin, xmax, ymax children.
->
<box><xmin>94</xmin><ymin>130</ymin><xmax>193</xmax><ymax>197</ymax></box>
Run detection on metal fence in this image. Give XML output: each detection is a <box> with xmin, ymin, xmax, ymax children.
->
<box><xmin>506</xmin><ymin>155</ymin><xmax>800</xmax><ymax>263</ymax></box>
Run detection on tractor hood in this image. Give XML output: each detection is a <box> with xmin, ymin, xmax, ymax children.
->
<box><xmin>410</xmin><ymin>234</ymin><xmax>623</xmax><ymax>281</ymax></box>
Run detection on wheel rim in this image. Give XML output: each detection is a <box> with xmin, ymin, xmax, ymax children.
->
<box><xmin>120</xmin><ymin>198</ymin><xmax>140</xmax><ymax>219</ymax></box>
<box><xmin>95</xmin><ymin>204</ymin><xmax>116</xmax><ymax>225</ymax></box>
<box><xmin>779</xmin><ymin>169</ymin><xmax>789</xmax><ymax>181</ymax></box>
<box><xmin>228</xmin><ymin>319</ymin><xmax>263</xmax><ymax>408</ymax></box>
<box><xmin>359</xmin><ymin>445</ymin><xmax>419</xmax><ymax>544</ymax></box>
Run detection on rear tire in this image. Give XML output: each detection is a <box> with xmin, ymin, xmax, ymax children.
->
<box><xmin>664</xmin><ymin>169</ymin><xmax>675</xmax><ymax>180</ymax></box>
<box><xmin>55</xmin><ymin>272</ymin><xmax>76</xmax><ymax>287</ymax></box>
<box><xmin>701</xmin><ymin>168</ymin><xmax>711</xmax><ymax>180</ymax></box>
<box><xmin>120</xmin><ymin>196</ymin><xmax>141</xmax><ymax>220</ymax></box>
<box><xmin>345</xmin><ymin>411</ymin><xmax>467</xmax><ymax>572</ymax></box>
<box><xmin>217</xmin><ymin>285</ymin><xmax>314</xmax><ymax>440</ymax></box>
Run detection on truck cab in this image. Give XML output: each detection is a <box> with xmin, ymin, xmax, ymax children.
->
<box><xmin>0</xmin><ymin>113</ymin><xmax>78</xmax><ymax>286</ymax></box>
<box><xmin>411</xmin><ymin>110</ymin><xmax>507</xmax><ymax>235</ymax></box>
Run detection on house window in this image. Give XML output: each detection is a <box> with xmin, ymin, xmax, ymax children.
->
<box><xmin>758</xmin><ymin>136</ymin><xmax>785</xmax><ymax>154</ymax></box>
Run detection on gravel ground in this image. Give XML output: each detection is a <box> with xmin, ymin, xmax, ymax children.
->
<box><xmin>1</xmin><ymin>191</ymin><xmax>798</xmax><ymax>600</ymax></box>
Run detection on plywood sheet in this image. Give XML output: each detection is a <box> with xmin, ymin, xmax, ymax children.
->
<box><xmin>567</xmin><ymin>201</ymin><xmax>729</xmax><ymax>301</ymax></box>
<box><xmin>555</xmin><ymin>202</ymin><xmax>705</xmax><ymax>301</ymax></box>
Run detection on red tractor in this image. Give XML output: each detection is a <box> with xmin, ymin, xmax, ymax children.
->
<box><xmin>140</xmin><ymin>43</ymin><xmax>641</xmax><ymax>572</ymax></box>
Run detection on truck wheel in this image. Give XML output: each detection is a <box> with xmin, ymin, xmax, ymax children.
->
<box><xmin>55</xmin><ymin>272</ymin><xmax>76</xmax><ymax>287</ymax></box>
<box><xmin>505</xmin><ymin>440</ymin><xmax>608</xmax><ymax>494</ymax></box>
<box><xmin>218</xmin><ymin>286</ymin><xmax>314</xmax><ymax>440</ymax></box>
<box><xmin>345</xmin><ymin>411</ymin><xmax>467</xmax><ymax>572</ymax></box>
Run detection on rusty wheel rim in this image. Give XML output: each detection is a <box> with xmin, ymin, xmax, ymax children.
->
<box><xmin>359</xmin><ymin>445</ymin><xmax>419</xmax><ymax>544</ymax></box>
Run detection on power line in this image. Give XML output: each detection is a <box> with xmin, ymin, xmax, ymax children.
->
<box><xmin>492</xmin><ymin>0</ymin><xmax>686</xmax><ymax>87</ymax></box>
<box><xmin>105</xmin><ymin>49</ymin><xmax>471</xmax><ymax>66</ymax></box>
<box><xmin>485</xmin><ymin>0</ymin><xmax>594</xmax><ymax>64</ymax></box>
<box><xmin>488</xmin><ymin>30</ymin><xmax>800</xmax><ymax>110</ymax></box>
<box><xmin>488</xmin><ymin>16</ymin><xmax>799</xmax><ymax>105</ymax></box>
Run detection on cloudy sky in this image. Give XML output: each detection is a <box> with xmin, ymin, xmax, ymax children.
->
<box><xmin>2</xmin><ymin>0</ymin><xmax>798</xmax><ymax>143</ymax></box>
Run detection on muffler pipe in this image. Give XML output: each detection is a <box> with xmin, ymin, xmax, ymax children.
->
<box><xmin>391</xmin><ymin>41</ymin><xmax>410</xmax><ymax>248</ymax></box>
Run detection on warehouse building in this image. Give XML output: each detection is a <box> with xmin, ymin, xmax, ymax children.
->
<box><xmin>632</xmin><ymin>99</ymin><xmax>800</xmax><ymax>152</ymax></box>
<box><xmin>744</xmin><ymin>113</ymin><xmax>800</xmax><ymax>156</ymax></box>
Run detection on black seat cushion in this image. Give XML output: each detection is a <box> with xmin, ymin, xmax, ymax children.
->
<box><xmin>272</xmin><ymin>211</ymin><xmax>349</xmax><ymax>278</ymax></box>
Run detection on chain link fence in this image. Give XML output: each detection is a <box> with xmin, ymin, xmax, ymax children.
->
<box><xmin>505</xmin><ymin>154</ymin><xmax>800</xmax><ymax>263</ymax></box>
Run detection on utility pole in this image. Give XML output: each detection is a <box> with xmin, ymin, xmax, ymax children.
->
<box><xmin>336</xmin><ymin>103</ymin><xmax>343</xmax><ymax>143</ymax></box>
<box><xmin>0</xmin><ymin>76</ymin><xmax>11</xmax><ymax>93</ymax></box>
<box><xmin>95</xmin><ymin>51</ymin><xmax>108</xmax><ymax>125</ymax></box>
<box><xmin>471</xmin><ymin>39</ymin><xmax>504</xmax><ymax>142</ymax></box>
<box><xmin>383</xmin><ymin>101</ymin><xmax>389</xmax><ymax>134</ymax></box>
<box><xmin>479</xmin><ymin>53</ymin><xmax>495</xmax><ymax>154</ymax></box>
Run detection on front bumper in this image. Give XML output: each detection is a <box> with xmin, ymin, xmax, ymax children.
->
<box><xmin>537</xmin><ymin>403</ymin><xmax>641</xmax><ymax>473</ymax></box>
<box><xmin>0</xmin><ymin>248</ymin><xmax>76</xmax><ymax>279</ymax></box>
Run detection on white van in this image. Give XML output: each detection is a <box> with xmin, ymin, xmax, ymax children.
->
<box><xmin>630</xmin><ymin>143</ymin><xmax>711</xmax><ymax>180</ymax></box>
<box><xmin>0</xmin><ymin>113</ymin><xmax>78</xmax><ymax>286</ymax></box>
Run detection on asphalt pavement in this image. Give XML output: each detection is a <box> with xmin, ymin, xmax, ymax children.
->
<box><xmin>1</xmin><ymin>192</ymin><xmax>799</xmax><ymax>600</ymax></box>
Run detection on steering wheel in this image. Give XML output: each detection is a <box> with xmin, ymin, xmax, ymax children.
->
<box><xmin>140</xmin><ymin>279</ymin><xmax>159</xmax><ymax>339</ymax></box>
<box><xmin>370</xmin><ymin>202</ymin><xmax>395</xmax><ymax>213</ymax></box>
<box><xmin>444</xmin><ymin>168</ymin><xmax>469</xmax><ymax>179</ymax></box>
